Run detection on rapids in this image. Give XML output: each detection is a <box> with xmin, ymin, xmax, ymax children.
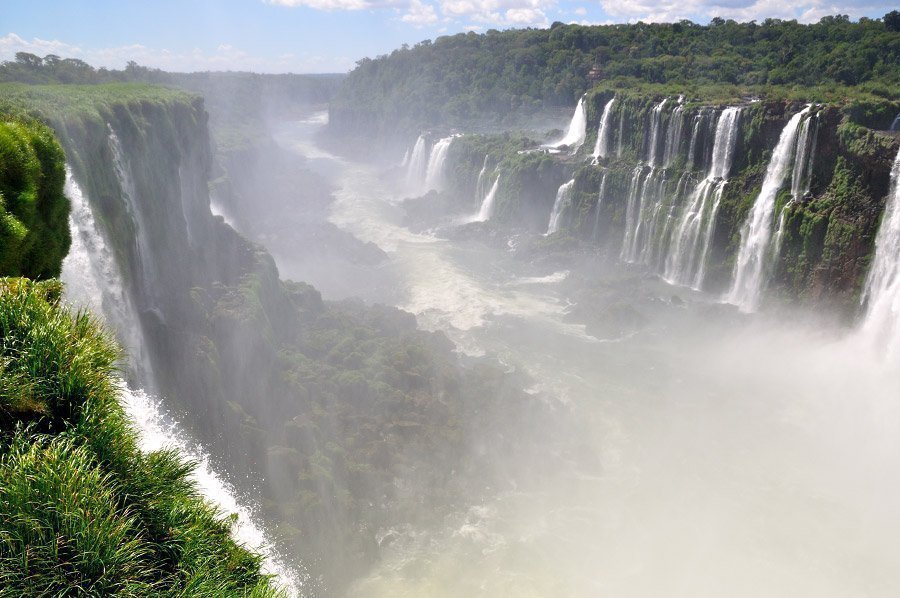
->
<box><xmin>267</xmin><ymin>110</ymin><xmax>900</xmax><ymax>597</ymax></box>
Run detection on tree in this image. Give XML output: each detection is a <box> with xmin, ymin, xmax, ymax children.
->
<box><xmin>885</xmin><ymin>10</ymin><xmax>900</xmax><ymax>32</ymax></box>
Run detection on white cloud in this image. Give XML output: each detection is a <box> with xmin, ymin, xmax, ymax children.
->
<box><xmin>0</xmin><ymin>33</ymin><xmax>353</xmax><ymax>73</ymax></box>
<box><xmin>402</xmin><ymin>0</ymin><xmax>439</xmax><ymax>25</ymax></box>
<box><xmin>573</xmin><ymin>6</ymin><xmax>587</xmax><ymax>15</ymax></box>
<box><xmin>266</xmin><ymin>0</ymin><xmax>371</xmax><ymax>9</ymax></box>
<box><xmin>598</xmin><ymin>0</ymin><xmax>894</xmax><ymax>23</ymax></box>
<box><xmin>439</xmin><ymin>0</ymin><xmax>553</xmax><ymax>26</ymax></box>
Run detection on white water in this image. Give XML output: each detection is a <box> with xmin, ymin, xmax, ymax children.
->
<box><xmin>546</xmin><ymin>178</ymin><xmax>576</xmax><ymax>235</ymax></box>
<box><xmin>592</xmin><ymin>98</ymin><xmax>616</xmax><ymax>161</ymax></box>
<box><xmin>475</xmin><ymin>154</ymin><xmax>490</xmax><ymax>199</ymax></box>
<box><xmin>424</xmin><ymin>135</ymin><xmax>456</xmax><ymax>192</ymax></box>
<box><xmin>646</xmin><ymin>98</ymin><xmax>668</xmax><ymax>166</ymax></box>
<box><xmin>254</xmin><ymin>111</ymin><xmax>900</xmax><ymax>598</ymax></box>
<box><xmin>472</xmin><ymin>175</ymin><xmax>500</xmax><ymax>222</ymax></box>
<box><xmin>662</xmin><ymin>103</ymin><xmax>685</xmax><ymax>168</ymax></box>
<box><xmin>121</xmin><ymin>385</ymin><xmax>306</xmax><ymax>596</ymax></box>
<box><xmin>547</xmin><ymin>96</ymin><xmax>587</xmax><ymax>152</ymax></box>
<box><xmin>726</xmin><ymin>106</ymin><xmax>811</xmax><ymax>312</ymax></box>
<box><xmin>664</xmin><ymin>107</ymin><xmax>742</xmax><ymax>288</ymax></box>
<box><xmin>60</xmin><ymin>164</ymin><xmax>305</xmax><ymax>597</ymax></box>
<box><xmin>405</xmin><ymin>135</ymin><xmax>429</xmax><ymax>189</ymax></box>
<box><xmin>592</xmin><ymin>171</ymin><xmax>608</xmax><ymax>241</ymax></box>
<box><xmin>859</xmin><ymin>148</ymin><xmax>900</xmax><ymax>358</ymax></box>
<box><xmin>790</xmin><ymin>112</ymin><xmax>818</xmax><ymax>201</ymax></box>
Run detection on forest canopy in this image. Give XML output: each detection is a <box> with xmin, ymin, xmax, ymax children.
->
<box><xmin>329</xmin><ymin>14</ymin><xmax>900</xmax><ymax>136</ymax></box>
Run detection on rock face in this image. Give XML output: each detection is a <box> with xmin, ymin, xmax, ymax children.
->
<box><xmin>437</xmin><ymin>91</ymin><xmax>900</xmax><ymax>314</ymax></box>
<box><xmin>26</xmin><ymin>85</ymin><xmax>561</xmax><ymax>596</ymax></box>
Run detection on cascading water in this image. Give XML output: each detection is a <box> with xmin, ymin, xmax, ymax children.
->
<box><xmin>646</xmin><ymin>98</ymin><xmax>669</xmax><ymax>166</ymax></box>
<box><xmin>475</xmin><ymin>154</ymin><xmax>490</xmax><ymax>199</ymax></box>
<box><xmin>406</xmin><ymin>134</ymin><xmax>429</xmax><ymax>189</ymax></box>
<box><xmin>546</xmin><ymin>178</ymin><xmax>576</xmax><ymax>235</ymax></box>
<box><xmin>859</xmin><ymin>147</ymin><xmax>900</xmax><ymax>358</ymax></box>
<box><xmin>547</xmin><ymin>96</ymin><xmax>587</xmax><ymax>152</ymax></box>
<box><xmin>664</xmin><ymin>107</ymin><xmax>742</xmax><ymax>288</ymax></box>
<box><xmin>592</xmin><ymin>98</ymin><xmax>616</xmax><ymax>161</ymax></box>
<box><xmin>725</xmin><ymin>106</ymin><xmax>811</xmax><ymax>312</ymax></box>
<box><xmin>424</xmin><ymin>135</ymin><xmax>455</xmax><ymax>192</ymax></box>
<box><xmin>108</xmin><ymin>128</ymin><xmax>161</xmax><ymax>305</ymax></box>
<box><xmin>592</xmin><ymin>172</ymin><xmax>608</xmax><ymax>241</ymax></box>
<box><xmin>790</xmin><ymin>112</ymin><xmax>818</xmax><ymax>201</ymax></box>
<box><xmin>662</xmin><ymin>102</ymin><xmax>686</xmax><ymax>168</ymax></box>
<box><xmin>472</xmin><ymin>175</ymin><xmax>500</xmax><ymax>223</ymax></box>
<box><xmin>122</xmin><ymin>385</ymin><xmax>305</xmax><ymax>596</ymax></box>
<box><xmin>61</xmin><ymin>166</ymin><xmax>157</xmax><ymax>391</ymax></box>
<box><xmin>616</xmin><ymin>104</ymin><xmax>626</xmax><ymax>158</ymax></box>
<box><xmin>400</xmin><ymin>147</ymin><xmax>410</xmax><ymax>167</ymax></box>
<box><xmin>60</xmin><ymin>165</ymin><xmax>305</xmax><ymax>597</ymax></box>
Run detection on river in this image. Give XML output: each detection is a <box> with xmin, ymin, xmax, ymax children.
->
<box><xmin>272</xmin><ymin>111</ymin><xmax>900</xmax><ymax>597</ymax></box>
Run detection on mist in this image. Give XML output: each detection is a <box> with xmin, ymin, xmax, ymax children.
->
<box><xmin>8</xmin><ymin>15</ymin><xmax>898</xmax><ymax>598</ymax></box>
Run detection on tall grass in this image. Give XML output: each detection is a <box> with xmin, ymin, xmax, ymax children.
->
<box><xmin>0</xmin><ymin>278</ymin><xmax>282</xmax><ymax>596</ymax></box>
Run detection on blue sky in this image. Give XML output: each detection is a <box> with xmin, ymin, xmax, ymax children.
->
<box><xmin>1</xmin><ymin>0</ymin><xmax>895</xmax><ymax>73</ymax></box>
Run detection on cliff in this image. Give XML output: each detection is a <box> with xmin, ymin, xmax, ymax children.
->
<box><xmin>425</xmin><ymin>90</ymin><xmax>900</xmax><ymax>315</ymax></box>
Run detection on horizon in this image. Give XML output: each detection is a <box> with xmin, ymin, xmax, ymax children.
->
<box><xmin>2</xmin><ymin>0</ymin><xmax>896</xmax><ymax>74</ymax></box>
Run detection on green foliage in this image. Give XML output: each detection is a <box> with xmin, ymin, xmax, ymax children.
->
<box><xmin>0</xmin><ymin>279</ymin><xmax>281</xmax><ymax>596</ymax></box>
<box><xmin>0</xmin><ymin>115</ymin><xmax>69</xmax><ymax>279</ymax></box>
<box><xmin>331</xmin><ymin>17</ymin><xmax>900</xmax><ymax>138</ymax></box>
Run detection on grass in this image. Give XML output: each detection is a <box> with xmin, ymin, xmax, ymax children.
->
<box><xmin>0</xmin><ymin>278</ymin><xmax>282</xmax><ymax>597</ymax></box>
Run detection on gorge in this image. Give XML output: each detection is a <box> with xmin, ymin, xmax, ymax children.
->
<box><xmin>2</xmin><ymin>13</ymin><xmax>900</xmax><ymax>598</ymax></box>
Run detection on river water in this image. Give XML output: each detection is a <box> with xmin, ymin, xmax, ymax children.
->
<box><xmin>273</xmin><ymin>112</ymin><xmax>900</xmax><ymax>597</ymax></box>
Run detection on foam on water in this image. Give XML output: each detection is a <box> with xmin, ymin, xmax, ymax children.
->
<box><xmin>121</xmin><ymin>385</ymin><xmax>306</xmax><ymax>596</ymax></box>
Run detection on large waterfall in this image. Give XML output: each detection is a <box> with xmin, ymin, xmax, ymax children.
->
<box><xmin>547</xmin><ymin>96</ymin><xmax>587</xmax><ymax>152</ymax></box>
<box><xmin>60</xmin><ymin>166</ymin><xmax>157</xmax><ymax>391</ymax></box>
<box><xmin>60</xmin><ymin>164</ymin><xmax>304</xmax><ymax>597</ymax></box>
<box><xmin>859</xmin><ymin>147</ymin><xmax>900</xmax><ymax>357</ymax></box>
<box><xmin>406</xmin><ymin>134</ymin><xmax>429</xmax><ymax>189</ymax></box>
<box><xmin>591</xmin><ymin>98</ymin><xmax>616</xmax><ymax>161</ymax></box>
<box><xmin>664</xmin><ymin>107</ymin><xmax>742</xmax><ymax>288</ymax></box>
<box><xmin>726</xmin><ymin>106</ymin><xmax>811</xmax><ymax>312</ymax></box>
<box><xmin>546</xmin><ymin>179</ymin><xmax>576</xmax><ymax>235</ymax></box>
<box><xmin>406</xmin><ymin>134</ymin><xmax>456</xmax><ymax>193</ymax></box>
<box><xmin>424</xmin><ymin>135</ymin><xmax>455</xmax><ymax>191</ymax></box>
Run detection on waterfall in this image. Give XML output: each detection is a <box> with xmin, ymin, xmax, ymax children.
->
<box><xmin>790</xmin><ymin>112</ymin><xmax>818</xmax><ymax>201</ymax></box>
<box><xmin>424</xmin><ymin>135</ymin><xmax>455</xmax><ymax>192</ymax></box>
<box><xmin>663</xmin><ymin>107</ymin><xmax>742</xmax><ymax>288</ymax></box>
<box><xmin>122</xmin><ymin>385</ymin><xmax>305</xmax><ymax>597</ymax></box>
<box><xmin>60</xmin><ymin>166</ymin><xmax>157</xmax><ymax>392</ymax></box>
<box><xmin>859</xmin><ymin>148</ymin><xmax>900</xmax><ymax>357</ymax></box>
<box><xmin>647</xmin><ymin>98</ymin><xmax>669</xmax><ymax>166</ymax></box>
<box><xmin>472</xmin><ymin>175</ymin><xmax>500</xmax><ymax>223</ymax></box>
<box><xmin>546</xmin><ymin>178</ymin><xmax>576</xmax><ymax>235</ymax></box>
<box><xmin>662</xmin><ymin>103</ymin><xmax>686</xmax><ymax>168</ymax></box>
<box><xmin>548</xmin><ymin>96</ymin><xmax>587</xmax><ymax>152</ymax></box>
<box><xmin>60</xmin><ymin>164</ymin><xmax>304</xmax><ymax>597</ymax></box>
<box><xmin>400</xmin><ymin>147</ymin><xmax>410</xmax><ymax>167</ymax></box>
<box><xmin>616</xmin><ymin>103</ymin><xmax>626</xmax><ymax>158</ymax></box>
<box><xmin>475</xmin><ymin>154</ymin><xmax>489</xmax><ymax>199</ymax></box>
<box><xmin>406</xmin><ymin>134</ymin><xmax>429</xmax><ymax>189</ymax></box>
<box><xmin>725</xmin><ymin>106</ymin><xmax>811</xmax><ymax>312</ymax></box>
<box><xmin>591</xmin><ymin>98</ymin><xmax>616</xmax><ymax>160</ymax></box>
<box><xmin>891</xmin><ymin>114</ymin><xmax>900</xmax><ymax>131</ymax></box>
<box><xmin>592</xmin><ymin>172</ymin><xmax>608</xmax><ymax>241</ymax></box>
<box><xmin>620</xmin><ymin>166</ymin><xmax>648</xmax><ymax>261</ymax></box>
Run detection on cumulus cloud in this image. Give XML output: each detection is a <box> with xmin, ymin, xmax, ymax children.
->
<box><xmin>598</xmin><ymin>0</ymin><xmax>894</xmax><ymax>23</ymax></box>
<box><xmin>0</xmin><ymin>33</ymin><xmax>353</xmax><ymax>73</ymax></box>
<box><xmin>268</xmin><ymin>0</ymin><xmax>553</xmax><ymax>27</ymax></box>
<box><xmin>402</xmin><ymin>0</ymin><xmax>439</xmax><ymax>24</ymax></box>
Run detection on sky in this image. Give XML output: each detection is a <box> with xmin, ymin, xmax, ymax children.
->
<box><xmin>1</xmin><ymin>0</ymin><xmax>895</xmax><ymax>73</ymax></box>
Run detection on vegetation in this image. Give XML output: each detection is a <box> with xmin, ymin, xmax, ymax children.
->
<box><xmin>330</xmin><ymin>14</ymin><xmax>900</xmax><ymax>137</ymax></box>
<box><xmin>0</xmin><ymin>114</ymin><xmax>69</xmax><ymax>279</ymax></box>
<box><xmin>0</xmin><ymin>278</ymin><xmax>281</xmax><ymax>596</ymax></box>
